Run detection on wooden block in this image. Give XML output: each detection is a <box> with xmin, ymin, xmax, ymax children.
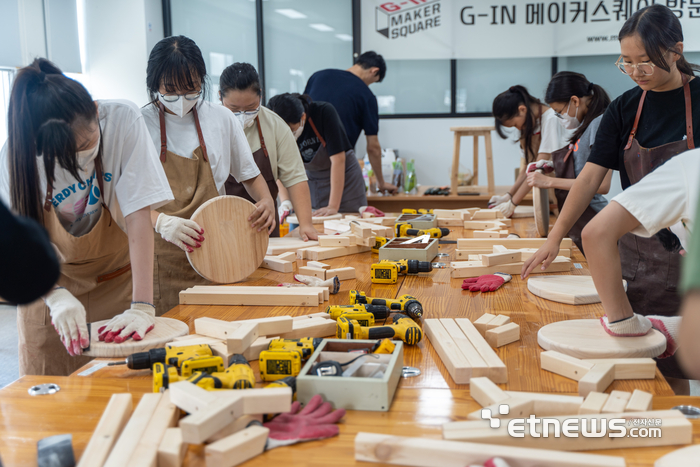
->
<box><xmin>194</xmin><ymin>318</ymin><xmax>259</xmax><ymax>354</ymax></box>
<box><xmin>243</xmin><ymin>336</ymin><xmax>277</xmax><ymax>361</ymax></box>
<box><xmin>206</xmin><ymin>414</ymin><xmax>263</xmax><ymax>443</ymax></box>
<box><xmin>326</xmin><ymin>267</ymin><xmax>356</xmax><ymax>281</ymax></box>
<box><xmin>158</xmin><ymin>428</ymin><xmax>187</xmax><ymax>467</ymax></box>
<box><xmin>485</xmin><ymin>322</ymin><xmax>520</xmax><ymax>348</ymax></box>
<box><xmin>481</xmin><ymin>251</ymin><xmax>522</xmax><ymax>266</ymax></box>
<box><xmin>519</xmin><ymin>247</ymin><xmax>570</xmax><ymax>259</ymax></box>
<box><xmin>485</xmin><ymin>315</ymin><xmax>510</xmax><ymax>331</ymax></box>
<box><xmin>433</xmin><ymin>209</ymin><xmax>463</xmax><ymax>219</ymax></box>
<box><xmin>467</xmin><ymin>398</ymin><xmax>534</xmax><ymax>420</ymax></box>
<box><xmin>241</xmin><ymin>387</ymin><xmax>293</xmax><ymax>415</ymax></box>
<box><xmin>277</xmin><ymin>251</ymin><xmax>297</xmax><ymax>262</ymax></box>
<box><xmin>473</xmin><ymin>314</ymin><xmax>496</xmax><ymax>337</ymax></box>
<box><xmin>292</xmin><ymin>312</ymin><xmax>332</xmax><ymax>320</ymax></box>
<box><xmin>454</xmin><ymin>319</ymin><xmax>507</xmax><ymax>383</ymax></box>
<box><xmin>297</xmin><ymin>266</ymin><xmax>326</xmax><ymax>279</ymax></box>
<box><xmin>472</xmin><ymin>209</ymin><xmax>499</xmax><ymax>219</ymax></box>
<box><xmin>179</xmin><ymin>395</ymin><xmax>244</xmax><ymax>444</ymax></box>
<box><xmin>103</xmin><ymin>393</ymin><xmax>162</xmax><ymax>467</ymax></box>
<box><xmin>540</xmin><ymin>350</ymin><xmax>594</xmax><ymax>381</ymax></box>
<box><xmin>601</xmin><ymin>391</ymin><xmax>632</xmax><ymax>414</ymax></box>
<box><xmin>180</xmin><ymin>286</ymin><xmax>322</xmax><ymax>307</ymax></box>
<box><xmin>77</xmin><ymin>394</ymin><xmax>133</xmax><ymax>467</ymax></box>
<box><xmin>260</xmin><ymin>256</ymin><xmax>294</xmax><ymax>273</ymax></box>
<box><xmin>625</xmin><ymin>389</ymin><xmax>653</xmax><ymax>412</ymax></box>
<box><xmin>350</xmin><ymin>221</ymin><xmax>372</xmax><ymax>238</ymax></box>
<box><xmin>304</xmin><ymin>245</ymin><xmax>370</xmax><ymax>261</ymax></box>
<box><xmin>306</xmin><ymin>261</ymin><xmax>330</xmax><ymax>269</ymax></box>
<box><xmin>205</xmin><ymin>425</ymin><xmax>269</xmax><ymax>467</ymax></box>
<box><xmin>473</xmin><ymin>230</ymin><xmax>500</xmax><ymax>238</ymax></box>
<box><xmin>236</xmin><ymin>316</ymin><xmax>294</xmax><ymax>335</ymax></box>
<box><xmin>356</xmin><ymin>235</ymin><xmax>377</xmax><ymax>246</ymax></box>
<box><xmin>450</xmin><ymin>257</ymin><xmax>571</xmax><ymax>278</ymax></box>
<box><xmin>318</xmin><ymin>235</ymin><xmax>350</xmax><ymax>247</ymax></box>
<box><xmin>129</xmin><ymin>390</ymin><xmax>180</xmax><ymax>467</ymax></box>
<box><xmin>266</xmin><ymin>238</ymin><xmax>319</xmax><ymax>255</ymax></box>
<box><xmin>296</xmin><ymin>248</ymin><xmax>310</xmax><ymax>260</ymax></box>
<box><xmin>504</xmin><ymin>391</ymin><xmax>584</xmax><ymax>415</ymax></box>
<box><xmin>439</xmin><ymin>319</ymin><xmax>491</xmax><ymax>381</ymax></box>
<box><xmin>457</xmin><ymin>238</ymin><xmax>573</xmax><ymax>249</ymax></box>
<box><xmin>437</xmin><ymin>218</ymin><xmax>463</xmax><ymax>227</ymax></box>
<box><xmin>469</xmin><ymin>377</ymin><xmax>509</xmax><ymax>407</ymax></box>
<box><xmin>423</xmin><ymin>320</ymin><xmax>474</xmax><ymax>384</ymax></box>
<box><xmin>464</xmin><ymin>221</ymin><xmax>505</xmax><ymax>230</ymax></box>
<box><xmin>169</xmin><ymin>381</ymin><xmax>219</xmax><ymax>414</ymax></box>
<box><xmin>579</xmin><ymin>392</ymin><xmax>610</xmax><ymax>414</ymax></box>
<box><xmin>583</xmin><ymin>358</ymin><xmax>657</xmax><ymax>379</ymax></box>
<box><xmin>277</xmin><ymin>318</ymin><xmax>336</xmax><ymax>339</ymax></box>
<box><xmin>356</xmin><ymin>432</ymin><xmax>628</xmax><ymax>467</ymax></box>
<box><xmin>578</xmin><ymin>363</ymin><xmax>615</xmax><ymax>397</ymax></box>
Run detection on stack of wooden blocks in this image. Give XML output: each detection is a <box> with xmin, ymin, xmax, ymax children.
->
<box><xmin>473</xmin><ymin>313</ymin><xmax>520</xmax><ymax>348</ymax></box>
<box><xmin>298</xmin><ymin>261</ymin><xmax>355</xmax><ymax>281</ymax></box>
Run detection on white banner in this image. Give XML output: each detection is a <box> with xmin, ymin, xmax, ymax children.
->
<box><xmin>361</xmin><ymin>0</ymin><xmax>700</xmax><ymax>60</ymax></box>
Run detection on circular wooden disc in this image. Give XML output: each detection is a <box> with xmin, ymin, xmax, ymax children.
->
<box><xmin>538</xmin><ymin>319</ymin><xmax>667</xmax><ymax>358</ymax></box>
<box><xmin>533</xmin><ymin>186</ymin><xmax>549</xmax><ymax>237</ymax></box>
<box><xmin>527</xmin><ymin>275</ymin><xmax>628</xmax><ymax>305</ymax></box>
<box><xmin>186</xmin><ymin>196</ymin><xmax>269</xmax><ymax>284</ymax></box>
<box><xmin>84</xmin><ymin>317</ymin><xmax>188</xmax><ymax>357</ymax></box>
<box><xmin>654</xmin><ymin>445</ymin><xmax>700</xmax><ymax>466</ymax></box>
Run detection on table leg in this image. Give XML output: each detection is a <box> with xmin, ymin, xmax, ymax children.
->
<box><xmin>451</xmin><ymin>132</ymin><xmax>462</xmax><ymax>195</ymax></box>
<box><xmin>484</xmin><ymin>132</ymin><xmax>495</xmax><ymax>195</ymax></box>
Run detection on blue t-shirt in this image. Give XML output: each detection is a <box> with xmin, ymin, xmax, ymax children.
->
<box><xmin>304</xmin><ymin>69</ymin><xmax>379</xmax><ymax>148</ymax></box>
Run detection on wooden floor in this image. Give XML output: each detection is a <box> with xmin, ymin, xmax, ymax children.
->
<box><xmin>0</xmin><ymin>218</ymin><xmax>696</xmax><ymax>467</ymax></box>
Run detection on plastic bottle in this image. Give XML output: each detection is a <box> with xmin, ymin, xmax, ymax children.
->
<box><xmin>404</xmin><ymin>159</ymin><xmax>416</xmax><ymax>194</ymax></box>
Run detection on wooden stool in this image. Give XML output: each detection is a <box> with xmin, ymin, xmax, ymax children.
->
<box><xmin>450</xmin><ymin>126</ymin><xmax>495</xmax><ymax>196</ymax></box>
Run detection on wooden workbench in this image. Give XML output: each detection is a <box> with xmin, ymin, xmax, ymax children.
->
<box><xmin>0</xmin><ymin>218</ymin><xmax>694</xmax><ymax>467</ymax></box>
<box><xmin>367</xmin><ymin>187</ymin><xmax>533</xmax><ymax>212</ymax></box>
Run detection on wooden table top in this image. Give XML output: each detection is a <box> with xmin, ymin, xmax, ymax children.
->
<box><xmin>0</xmin><ymin>218</ymin><xmax>691</xmax><ymax>466</ymax></box>
<box><xmin>366</xmin><ymin>188</ymin><xmax>533</xmax><ymax>210</ymax></box>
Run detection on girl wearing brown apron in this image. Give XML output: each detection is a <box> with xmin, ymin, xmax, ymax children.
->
<box><xmin>0</xmin><ymin>59</ymin><xmax>174</xmax><ymax>376</ymax></box>
<box><xmin>522</xmin><ymin>4</ymin><xmax>700</xmax><ymax>392</ymax></box>
<box><xmin>218</xmin><ymin>63</ymin><xmax>317</xmax><ymax>241</ymax></box>
<box><xmin>526</xmin><ymin>72</ymin><xmax>614</xmax><ymax>254</ymax></box>
<box><xmin>490</xmin><ymin>85</ymin><xmax>572</xmax><ymax>217</ymax></box>
<box><xmin>267</xmin><ymin>93</ymin><xmax>367</xmax><ymax>215</ymax></box>
<box><xmin>141</xmin><ymin>36</ymin><xmax>276</xmax><ymax>315</ymax></box>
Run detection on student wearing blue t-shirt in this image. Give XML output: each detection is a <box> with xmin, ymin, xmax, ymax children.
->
<box><xmin>304</xmin><ymin>51</ymin><xmax>397</xmax><ymax>194</ymax></box>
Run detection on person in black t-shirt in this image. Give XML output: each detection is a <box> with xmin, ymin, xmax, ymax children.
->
<box><xmin>267</xmin><ymin>93</ymin><xmax>367</xmax><ymax>214</ymax></box>
<box><xmin>522</xmin><ymin>4</ymin><xmax>700</xmax><ymax>392</ymax></box>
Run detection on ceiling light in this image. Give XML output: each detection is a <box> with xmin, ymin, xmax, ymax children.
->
<box><xmin>335</xmin><ymin>34</ymin><xmax>353</xmax><ymax>41</ymax></box>
<box><xmin>309</xmin><ymin>23</ymin><xmax>334</xmax><ymax>32</ymax></box>
<box><xmin>275</xmin><ymin>9</ymin><xmax>307</xmax><ymax>19</ymax></box>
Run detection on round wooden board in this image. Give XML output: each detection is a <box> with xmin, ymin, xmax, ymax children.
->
<box><xmin>532</xmin><ymin>186</ymin><xmax>549</xmax><ymax>237</ymax></box>
<box><xmin>186</xmin><ymin>196</ymin><xmax>269</xmax><ymax>284</ymax></box>
<box><xmin>538</xmin><ymin>319</ymin><xmax>667</xmax><ymax>358</ymax></box>
<box><xmin>654</xmin><ymin>445</ymin><xmax>700</xmax><ymax>466</ymax></box>
<box><xmin>83</xmin><ymin>317</ymin><xmax>189</xmax><ymax>357</ymax></box>
<box><xmin>527</xmin><ymin>275</ymin><xmax>628</xmax><ymax>305</ymax></box>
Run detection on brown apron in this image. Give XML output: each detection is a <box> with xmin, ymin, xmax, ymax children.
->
<box><xmin>154</xmin><ymin>103</ymin><xmax>220</xmax><ymax>315</ymax></box>
<box><xmin>304</xmin><ymin>117</ymin><xmax>367</xmax><ymax>212</ymax></box>
<box><xmin>552</xmin><ymin>145</ymin><xmax>599</xmax><ymax>254</ymax></box>
<box><xmin>17</xmin><ymin>157</ymin><xmax>132</xmax><ymax>376</ymax></box>
<box><xmin>225</xmin><ymin>116</ymin><xmax>280</xmax><ymax>236</ymax></box>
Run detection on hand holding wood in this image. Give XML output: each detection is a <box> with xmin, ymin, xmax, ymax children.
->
<box><xmin>155</xmin><ymin>213</ymin><xmax>204</xmax><ymax>253</ymax></box>
<box><xmin>600</xmin><ymin>313</ymin><xmax>652</xmax><ymax>337</ymax></box>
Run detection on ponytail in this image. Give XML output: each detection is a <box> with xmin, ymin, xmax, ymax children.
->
<box><xmin>493</xmin><ymin>85</ymin><xmax>541</xmax><ymax>163</ymax></box>
<box><xmin>8</xmin><ymin>58</ymin><xmax>97</xmax><ymax>222</ymax></box>
<box><xmin>267</xmin><ymin>92</ymin><xmax>310</xmax><ymax>124</ymax></box>
<box><xmin>545</xmin><ymin>71</ymin><xmax>611</xmax><ymax>145</ymax></box>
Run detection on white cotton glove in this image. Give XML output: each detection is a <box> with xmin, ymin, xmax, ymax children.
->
<box><xmin>278</xmin><ymin>199</ymin><xmax>293</xmax><ymax>225</ymax></box>
<box><xmin>468</xmin><ymin>459</ymin><xmax>512</xmax><ymax>467</ymax></box>
<box><xmin>495</xmin><ymin>200</ymin><xmax>517</xmax><ymax>218</ymax></box>
<box><xmin>488</xmin><ymin>193</ymin><xmax>511</xmax><ymax>208</ymax></box>
<box><xmin>45</xmin><ymin>287</ymin><xmax>89</xmax><ymax>356</ymax></box>
<box><xmin>155</xmin><ymin>213</ymin><xmax>204</xmax><ymax>253</ymax></box>
<box><xmin>98</xmin><ymin>302</ymin><xmax>156</xmax><ymax>344</ymax></box>
<box><xmin>526</xmin><ymin>160</ymin><xmax>555</xmax><ymax>174</ymax></box>
<box><xmin>647</xmin><ymin>315</ymin><xmax>681</xmax><ymax>358</ymax></box>
<box><xmin>600</xmin><ymin>313</ymin><xmax>652</xmax><ymax>337</ymax></box>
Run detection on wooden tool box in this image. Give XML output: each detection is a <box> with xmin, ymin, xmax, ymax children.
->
<box><xmin>394</xmin><ymin>213</ymin><xmax>437</xmax><ymax>230</ymax></box>
<box><xmin>377</xmin><ymin>237</ymin><xmax>439</xmax><ymax>262</ymax></box>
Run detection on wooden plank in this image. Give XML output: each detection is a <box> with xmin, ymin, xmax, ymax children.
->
<box><xmin>464</xmin><ymin>221</ymin><xmax>507</xmax><ymax>230</ymax></box>
<box><xmin>481</xmin><ymin>251</ymin><xmax>522</xmax><ymax>266</ymax></box>
<box><xmin>77</xmin><ymin>393</ymin><xmax>133</xmax><ymax>467</ymax></box>
<box><xmin>206</xmin><ymin>414</ymin><xmax>263</xmax><ymax>443</ymax></box>
<box><xmin>423</xmin><ymin>320</ymin><xmax>473</xmax><ymax>385</ymax></box>
<box><xmin>306</xmin><ymin>261</ymin><xmax>330</xmax><ymax>269</ymax></box>
<box><xmin>276</xmin><ymin>251</ymin><xmax>298</xmax><ymax>262</ymax></box>
<box><xmin>625</xmin><ymin>389</ymin><xmax>653</xmax><ymax>412</ymax></box>
<box><xmin>205</xmin><ymin>425</ymin><xmax>269</xmax><ymax>467</ymax></box>
<box><xmin>485</xmin><ymin>315</ymin><xmax>510</xmax><ymax>331</ymax></box>
<box><xmin>235</xmin><ymin>316</ymin><xmax>294</xmax><ymax>335</ymax></box>
<box><xmin>260</xmin><ymin>256</ymin><xmax>294</xmax><ymax>273</ymax></box>
<box><xmin>540</xmin><ymin>350</ymin><xmax>594</xmax><ymax>382</ymax></box>
<box><xmin>439</xmin><ymin>319</ymin><xmax>490</xmax><ymax>379</ymax></box>
<box><xmin>158</xmin><ymin>428</ymin><xmax>187</xmax><ymax>467</ymax></box>
<box><xmin>169</xmin><ymin>381</ymin><xmax>219</xmax><ymax>414</ymax></box>
<box><xmin>243</xmin><ymin>336</ymin><xmax>277</xmax><ymax>361</ymax></box>
<box><xmin>179</xmin><ymin>395</ymin><xmax>245</xmax><ymax>444</ymax></box>
<box><xmin>355</xmin><ymin>432</ymin><xmax>627</xmax><ymax>467</ymax></box>
<box><xmin>318</xmin><ymin>236</ymin><xmax>350</xmax><ymax>247</ymax></box>
<box><xmin>266</xmin><ymin>238</ymin><xmax>319</xmax><ymax>255</ymax></box>
<box><xmin>450</xmin><ymin>257</ymin><xmax>571</xmax><ymax>278</ymax></box>
<box><xmin>473</xmin><ymin>230</ymin><xmax>500</xmax><ymax>238</ymax></box>
<box><xmin>351</xmin><ymin>221</ymin><xmax>372</xmax><ymax>238</ymax></box>
<box><xmin>326</xmin><ymin>267</ymin><xmax>356</xmax><ymax>281</ymax></box>
<box><xmin>468</xmin><ymin>377</ymin><xmax>509</xmax><ymax>407</ymax></box>
<box><xmin>276</xmin><ymin>318</ymin><xmax>336</xmax><ymax>339</ymax></box>
<box><xmin>454</xmin><ymin>319</ymin><xmax>507</xmax><ymax>383</ymax></box>
<box><xmin>601</xmin><ymin>391</ymin><xmax>632</xmax><ymax>414</ymax></box>
<box><xmin>129</xmin><ymin>390</ymin><xmax>179</xmax><ymax>467</ymax></box>
<box><xmin>457</xmin><ymin>238</ymin><xmax>573</xmax><ymax>249</ymax></box>
<box><xmin>437</xmin><ymin>218</ymin><xmax>464</xmax><ymax>227</ymax></box>
<box><xmin>297</xmin><ymin>266</ymin><xmax>327</xmax><ymax>279</ymax></box>
<box><xmin>472</xmin><ymin>209</ymin><xmax>499</xmax><ymax>220</ymax></box>
<box><xmin>240</xmin><ymin>387</ymin><xmax>293</xmax><ymax>415</ymax></box>
<box><xmin>578</xmin><ymin>363</ymin><xmax>615</xmax><ymax>397</ymax></box>
<box><xmin>180</xmin><ymin>286</ymin><xmax>321</xmax><ymax>307</ymax></box>
<box><xmin>583</xmin><ymin>358</ymin><xmax>657</xmax><ymax>379</ymax></box>
<box><xmin>473</xmin><ymin>314</ymin><xmax>496</xmax><ymax>337</ymax></box>
<box><xmin>103</xmin><ymin>393</ymin><xmax>162</xmax><ymax>467</ymax></box>
<box><xmin>433</xmin><ymin>209</ymin><xmax>463</xmax><ymax>219</ymax></box>
<box><xmin>485</xmin><ymin>322</ymin><xmax>520</xmax><ymax>348</ymax></box>
<box><xmin>194</xmin><ymin>319</ymin><xmax>259</xmax><ymax>354</ymax></box>
<box><xmin>579</xmin><ymin>392</ymin><xmax>609</xmax><ymax>414</ymax></box>
<box><xmin>304</xmin><ymin>245</ymin><xmax>371</xmax><ymax>261</ymax></box>
<box><xmin>467</xmin><ymin>398</ymin><xmax>534</xmax><ymax>420</ymax></box>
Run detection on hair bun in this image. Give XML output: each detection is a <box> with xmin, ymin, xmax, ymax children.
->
<box><xmin>587</xmin><ymin>82</ymin><xmax>594</xmax><ymax>92</ymax></box>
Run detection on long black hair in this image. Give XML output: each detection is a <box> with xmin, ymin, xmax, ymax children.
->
<box><xmin>8</xmin><ymin>58</ymin><xmax>98</xmax><ymax>222</ymax></box>
<box><xmin>219</xmin><ymin>62</ymin><xmax>261</xmax><ymax>98</ymax></box>
<box><xmin>545</xmin><ymin>72</ymin><xmax>611</xmax><ymax>145</ymax></box>
<box><xmin>619</xmin><ymin>4</ymin><xmax>699</xmax><ymax>76</ymax></box>
<box><xmin>146</xmin><ymin>35</ymin><xmax>209</xmax><ymax>105</ymax></box>
<box><xmin>267</xmin><ymin>93</ymin><xmax>312</xmax><ymax>125</ymax></box>
<box><xmin>493</xmin><ymin>85</ymin><xmax>542</xmax><ymax>163</ymax></box>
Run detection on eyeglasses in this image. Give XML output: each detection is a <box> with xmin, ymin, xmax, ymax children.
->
<box><xmin>552</xmin><ymin>100</ymin><xmax>572</xmax><ymax>119</ymax></box>
<box><xmin>233</xmin><ymin>104</ymin><xmax>261</xmax><ymax>116</ymax></box>
<box><xmin>615</xmin><ymin>56</ymin><xmax>656</xmax><ymax>76</ymax></box>
<box><xmin>159</xmin><ymin>90</ymin><xmax>202</xmax><ymax>102</ymax></box>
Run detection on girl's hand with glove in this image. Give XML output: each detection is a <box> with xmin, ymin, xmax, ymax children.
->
<box><xmin>155</xmin><ymin>213</ymin><xmax>204</xmax><ymax>253</ymax></box>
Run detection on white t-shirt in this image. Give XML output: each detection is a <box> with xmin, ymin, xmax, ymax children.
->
<box><xmin>613</xmin><ymin>148</ymin><xmax>700</xmax><ymax>250</ymax></box>
<box><xmin>537</xmin><ymin>107</ymin><xmax>574</xmax><ymax>155</ymax></box>
<box><xmin>0</xmin><ymin>100</ymin><xmax>174</xmax><ymax>236</ymax></box>
<box><xmin>141</xmin><ymin>100</ymin><xmax>260</xmax><ymax>194</ymax></box>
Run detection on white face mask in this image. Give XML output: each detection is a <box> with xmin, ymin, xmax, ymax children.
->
<box><xmin>76</xmin><ymin>132</ymin><xmax>100</xmax><ymax>168</ymax></box>
<box><xmin>293</xmin><ymin>120</ymin><xmax>305</xmax><ymax>139</ymax></box>
<box><xmin>159</xmin><ymin>94</ymin><xmax>199</xmax><ymax>118</ymax></box>
<box><xmin>559</xmin><ymin>100</ymin><xmax>580</xmax><ymax>130</ymax></box>
<box><xmin>236</xmin><ymin>108</ymin><xmax>259</xmax><ymax>129</ymax></box>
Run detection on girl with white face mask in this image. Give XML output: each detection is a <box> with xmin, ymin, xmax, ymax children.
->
<box><xmin>140</xmin><ymin>36</ymin><xmax>276</xmax><ymax>315</ymax></box>
<box><xmin>526</xmin><ymin>71</ymin><xmax>614</xmax><ymax>253</ymax></box>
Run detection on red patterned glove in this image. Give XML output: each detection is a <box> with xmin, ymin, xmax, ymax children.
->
<box><xmin>526</xmin><ymin>160</ymin><xmax>554</xmax><ymax>174</ymax></box>
<box><xmin>462</xmin><ymin>273</ymin><xmax>512</xmax><ymax>292</ymax></box>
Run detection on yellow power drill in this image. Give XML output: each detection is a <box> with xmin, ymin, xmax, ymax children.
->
<box><xmin>372</xmin><ymin>236</ymin><xmax>388</xmax><ymax>253</ymax></box>
<box><xmin>395</xmin><ymin>223</ymin><xmax>450</xmax><ymax>239</ymax></box>
<box><xmin>348</xmin><ymin>290</ymin><xmax>424</xmax><ymax>320</ymax></box>
<box><xmin>325</xmin><ymin>304</ymin><xmax>391</xmax><ymax>325</ymax></box>
<box><xmin>402</xmin><ymin>209</ymin><xmax>433</xmax><ymax>214</ymax></box>
<box><xmin>186</xmin><ymin>354</ymin><xmax>255</xmax><ymax>389</ymax></box>
<box><xmin>109</xmin><ymin>343</ymin><xmax>213</xmax><ymax>370</ymax></box>
<box><xmin>259</xmin><ymin>338</ymin><xmax>323</xmax><ymax>382</ymax></box>
<box><xmin>370</xmin><ymin>259</ymin><xmax>433</xmax><ymax>284</ymax></box>
<box><xmin>336</xmin><ymin>313</ymin><xmax>423</xmax><ymax>345</ymax></box>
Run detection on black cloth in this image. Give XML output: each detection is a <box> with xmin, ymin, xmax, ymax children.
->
<box><xmin>588</xmin><ymin>77</ymin><xmax>700</xmax><ymax>189</ymax></box>
<box><xmin>304</xmin><ymin>69</ymin><xmax>379</xmax><ymax>148</ymax></box>
<box><xmin>0</xmin><ymin>201</ymin><xmax>59</xmax><ymax>304</ymax></box>
<box><xmin>297</xmin><ymin>101</ymin><xmax>352</xmax><ymax>163</ymax></box>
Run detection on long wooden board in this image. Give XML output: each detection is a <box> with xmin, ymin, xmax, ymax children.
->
<box><xmin>179</xmin><ymin>286</ymin><xmax>327</xmax><ymax>307</ymax></box>
<box><xmin>450</xmin><ymin>257</ymin><xmax>571</xmax><ymax>278</ymax></box>
<box><xmin>83</xmin><ymin>318</ymin><xmax>188</xmax><ymax>357</ymax></box>
<box><xmin>532</xmin><ymin>184</ymin><xmax>549</xmax><ymax>237</ymax></box>
<box><xmin>527</xmin><ymin>275</ymin><xmax>628</xmax><ymax>305</ymax></box>
<box><xmin>186</xmin><ymin>196</ymin><xmax>268</xmax><ymax>284</ymax></box>
<box><xmin>538</xmin><ymin>319</ymin><xmax>667</xmax><ymax>359</ymax></box>
<box><xmin>457</xmin><ymin>238</ymin><xmax>573</xmax><ymax>249</ymax></box>
<box><xmin>266</xmin><ymin>237</ymin><xmax>319</xmax><ymax>255</ymax></box>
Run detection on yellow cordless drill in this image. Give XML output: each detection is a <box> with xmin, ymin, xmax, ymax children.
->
<box><xmin>186</xmin><ymin>354</ymin><xmax>255</xmax><ymax>389</ymax></box>
<box><xmin>348</xmin><ymin>290</ymin><xmax>424</xmax><ymax>320</ymax></box>
<box><xmin>109</xmin><ymin>343</ymin><xmax>213</xmax><ymax>370</ymax></box>
<box><xmin>372</xmin><ymin>236</ymin><xmax>388</xmax><ymax>253</ymax></box>
<box><xmin>370</xmin><ymin>259</ymin><xmax>433</xmax><ymax>284</ymax></box>
<box><xmin>259</xmin><ymin>338</ymin><xmax>323</xmax><ymax>382</ymax></box>
<box><xmin>325</xmin><ymin>304</ymin><xmax>391</xmax><ymax>326</ymax></box>
<box><xmin>402</xmin><ymin>209</ymin><xmax>433</xmax><ymax>214</ymax></box>
<box><xmin>395</xmin><ymin>223</ymin><xmax>450</xmax><ymax>239</ymax></box>
<box><xmin>336</xmin><ymin>313</ymin><xmax>423</xmax><ymax>345</ymax></box>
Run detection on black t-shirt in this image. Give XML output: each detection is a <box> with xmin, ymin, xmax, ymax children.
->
<box><xmin>304</xmin><ymin>69</ymin><xmax>379</xmax><ymax>148</ymax></box>
<box><xmin>588</xmin><ymin>77</ymin><xmax>700</xmax><ymax>189</ymax></box>
<box><xmin>297</xmin><ymin>101</ymin><xmax>352</xmax><ymax>163</ymax></box>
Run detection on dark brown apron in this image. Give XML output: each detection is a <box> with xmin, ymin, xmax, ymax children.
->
<box><xmin>304</xmin><ymin>117</ymin><xmax>367</xmax><ymax>212</ymax></box>
<box><xmin>225</xmin><ymin>116</ymin><xmax>280</xmax><ymax>236</ymax></box>
<box><xmin>552</xmin><ymin>144</ymin><xmax>599</xmax><ymax>254</ymax></box>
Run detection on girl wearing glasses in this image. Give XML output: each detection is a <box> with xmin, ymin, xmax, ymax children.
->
<box><xmin>141</xmin><ymin>36</ymin><xmax>276</xmax><ymax>315</ymax></box>
<box><xmin>219</xmin><ymin>63</ymin><xmax>317</xmax><ymax>241</ymax></box>
<box><xmin>523</xmin><ymin>4</ymin><xmax>700</xmax><ymax>393</ymax></box>
<box><xmin>525</xmin><ymin>72</ymin><xmax>613</xmax><ymax>253</ymax></box>
<box><xmin>489</xmin><ymin>85</ymin><xmax>572</xmax><ymax>217</ymax></box>
<box><xmin>0</xmin><ymin>59</ymin><xmax>174</xmax><ymax>375</ymax></box>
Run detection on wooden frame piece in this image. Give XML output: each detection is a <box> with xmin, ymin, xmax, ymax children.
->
<box><xmin>180</xmin><ymin>286</ymin><xmax>326</xmax><ymax>307</ymax></box>
<box><xmin>469</xmin><ymin>377</ymin><xmax>509</xmax><ymax>407</ymax></box>
<box><xmin>455</xmin><ymin>318</ymin><xmax>507</xmax><ymax>383</ymax></box>
<box><xmin>260</xmin><ymin>256</ymin><xmax>294</xmax><ymax>273</ymax></box>
<box><xmin>457</xmin><ymin>238</ymin><xmax>573</xmax><ymax>250</ymax></box>
<box><xmin>206</xmin><ymin>414</ymin><xmax>263</xmax><ymax>443</ymax></box>
<box><xmin>104</xmin><ymin>393</ymin><xmax>162</xmax><ymax>467</ymax></box>
<box><xmin>180</xmin><ymin>395</ymin><xmax>245</xmax><ymax>444</ymax></box>
<box><xmin>318</xmin><ymin>235</ymin><xmax>350</xmax><ymax>247</ymax></box>
<box><xmin>194</xmin><ymin>319</ymin><xmax>259</xmax><ymax>354</ymax></box>
<box><xmin>485</xmin><ymin>322</ymin><xmax>520</xmax><ymax>348</ymax></box>
<box><xmin>170</xmin><ymin>381</ymin><xmax>219</xmax><ymax>414</ymax></box>
<box><xmin>540</xmin><ymin>351</ymin><xmax>595</xmax><ymax>382</ymax></box>
<box><xmin>350</xmin><ymin>221</ymin><xmax>372</xmax><ymax>238</ymax></box>
<box><xmin>472</xmin><ymin>209</ymin><xmax>499</xmax><ymax>220</ymax></box>
<box><xmin>625</xmin><ymin>389</ymin><xmax>653</xmax><ymax>412</ymax></box>
<box><xmin>243</xmin><ymin>336</ymin><xmax>277</xmax><ymax>361</ymax></box>
<box><xmin>130</xmin><ymin>390</ymin><xmax>180</xmax><ymax>467</ymax></box>
<box><xmin>473</xmin><ymin>314</ymin><xmax>496</xmax><ymax>337</ymax></box>
<box><xmin>578</xmin><ymin>392</ymin><xmax>609</xmax><ymax>414</ymax></box>
<box><xmin>277</xmin><ymin>318</ymin><xmax>336</xmax><ymax>339</ymax></box>
<box><xmin>473</xmin><ymin>230</ymin><xmax>500</xmax><ymax>238</ymax></box>
<box><xmin>601</xmin><ymin>391</ymin><xmax>632</xmax><ymax>414</ymax></box>
<box><xmin>306</xmin><ymin>261</ymin><xmax>330</xmax><ymax>269</ymax></box>
<box><xmin>577</xmin><ymin>363</ymin><xmax>615</xmax><ymax>397</ymax></box>
<box><xmin>303</xmin><ymin>245</ymin><xmax>371</xmax><ymax>261</ymax></box>
<box><xmin>205</xmin><ymin>425</ymin><xmax>269</xmax><ymax>467</ymax></box>
<box><xmin>451</xmin><ymin>257</ymin><xmax>571</xmax><ymax>278</ymax></box>
<box><xmin>77</xmin><ymin>393</ymin><xmax>133</xmax><ymax>467</ymax></box>
<box><xmin>485</xmin><ymin>315</ymin><xmax>510</xmax><ymax>331</ymax></box>
<box><xmin>277</xmin><ymin>251</ymin><xmax>297</xmax><ymax>262</ymax></box>
<box><xmin>326</xmin><ymin>267</ymin><xmax>356</xmax><ymax>281</ymax></box>
<box><xmin>158</xmin><ymin>428</ymin><xmax>187</xmax><ymax>467</ymax></box>
<box><xmin>481</xmin><ymin>251</ymin><xmax>522</xmax><ymax>266</ymax></box>
<box><xmin>298</xmin><ymin>266</ymin><xmax>327</xmax><ymax>279</ymax></box>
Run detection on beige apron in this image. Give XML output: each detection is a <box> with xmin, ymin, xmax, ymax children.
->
<box><xmin>153</xmin><ymin>102</ymin><xmax>219</xmax><ymax>315</ymax></box>
<box><xmin>17</xmin><ymin>156</ymin><xmax>132</xmax><ymax>376</ymax></box>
